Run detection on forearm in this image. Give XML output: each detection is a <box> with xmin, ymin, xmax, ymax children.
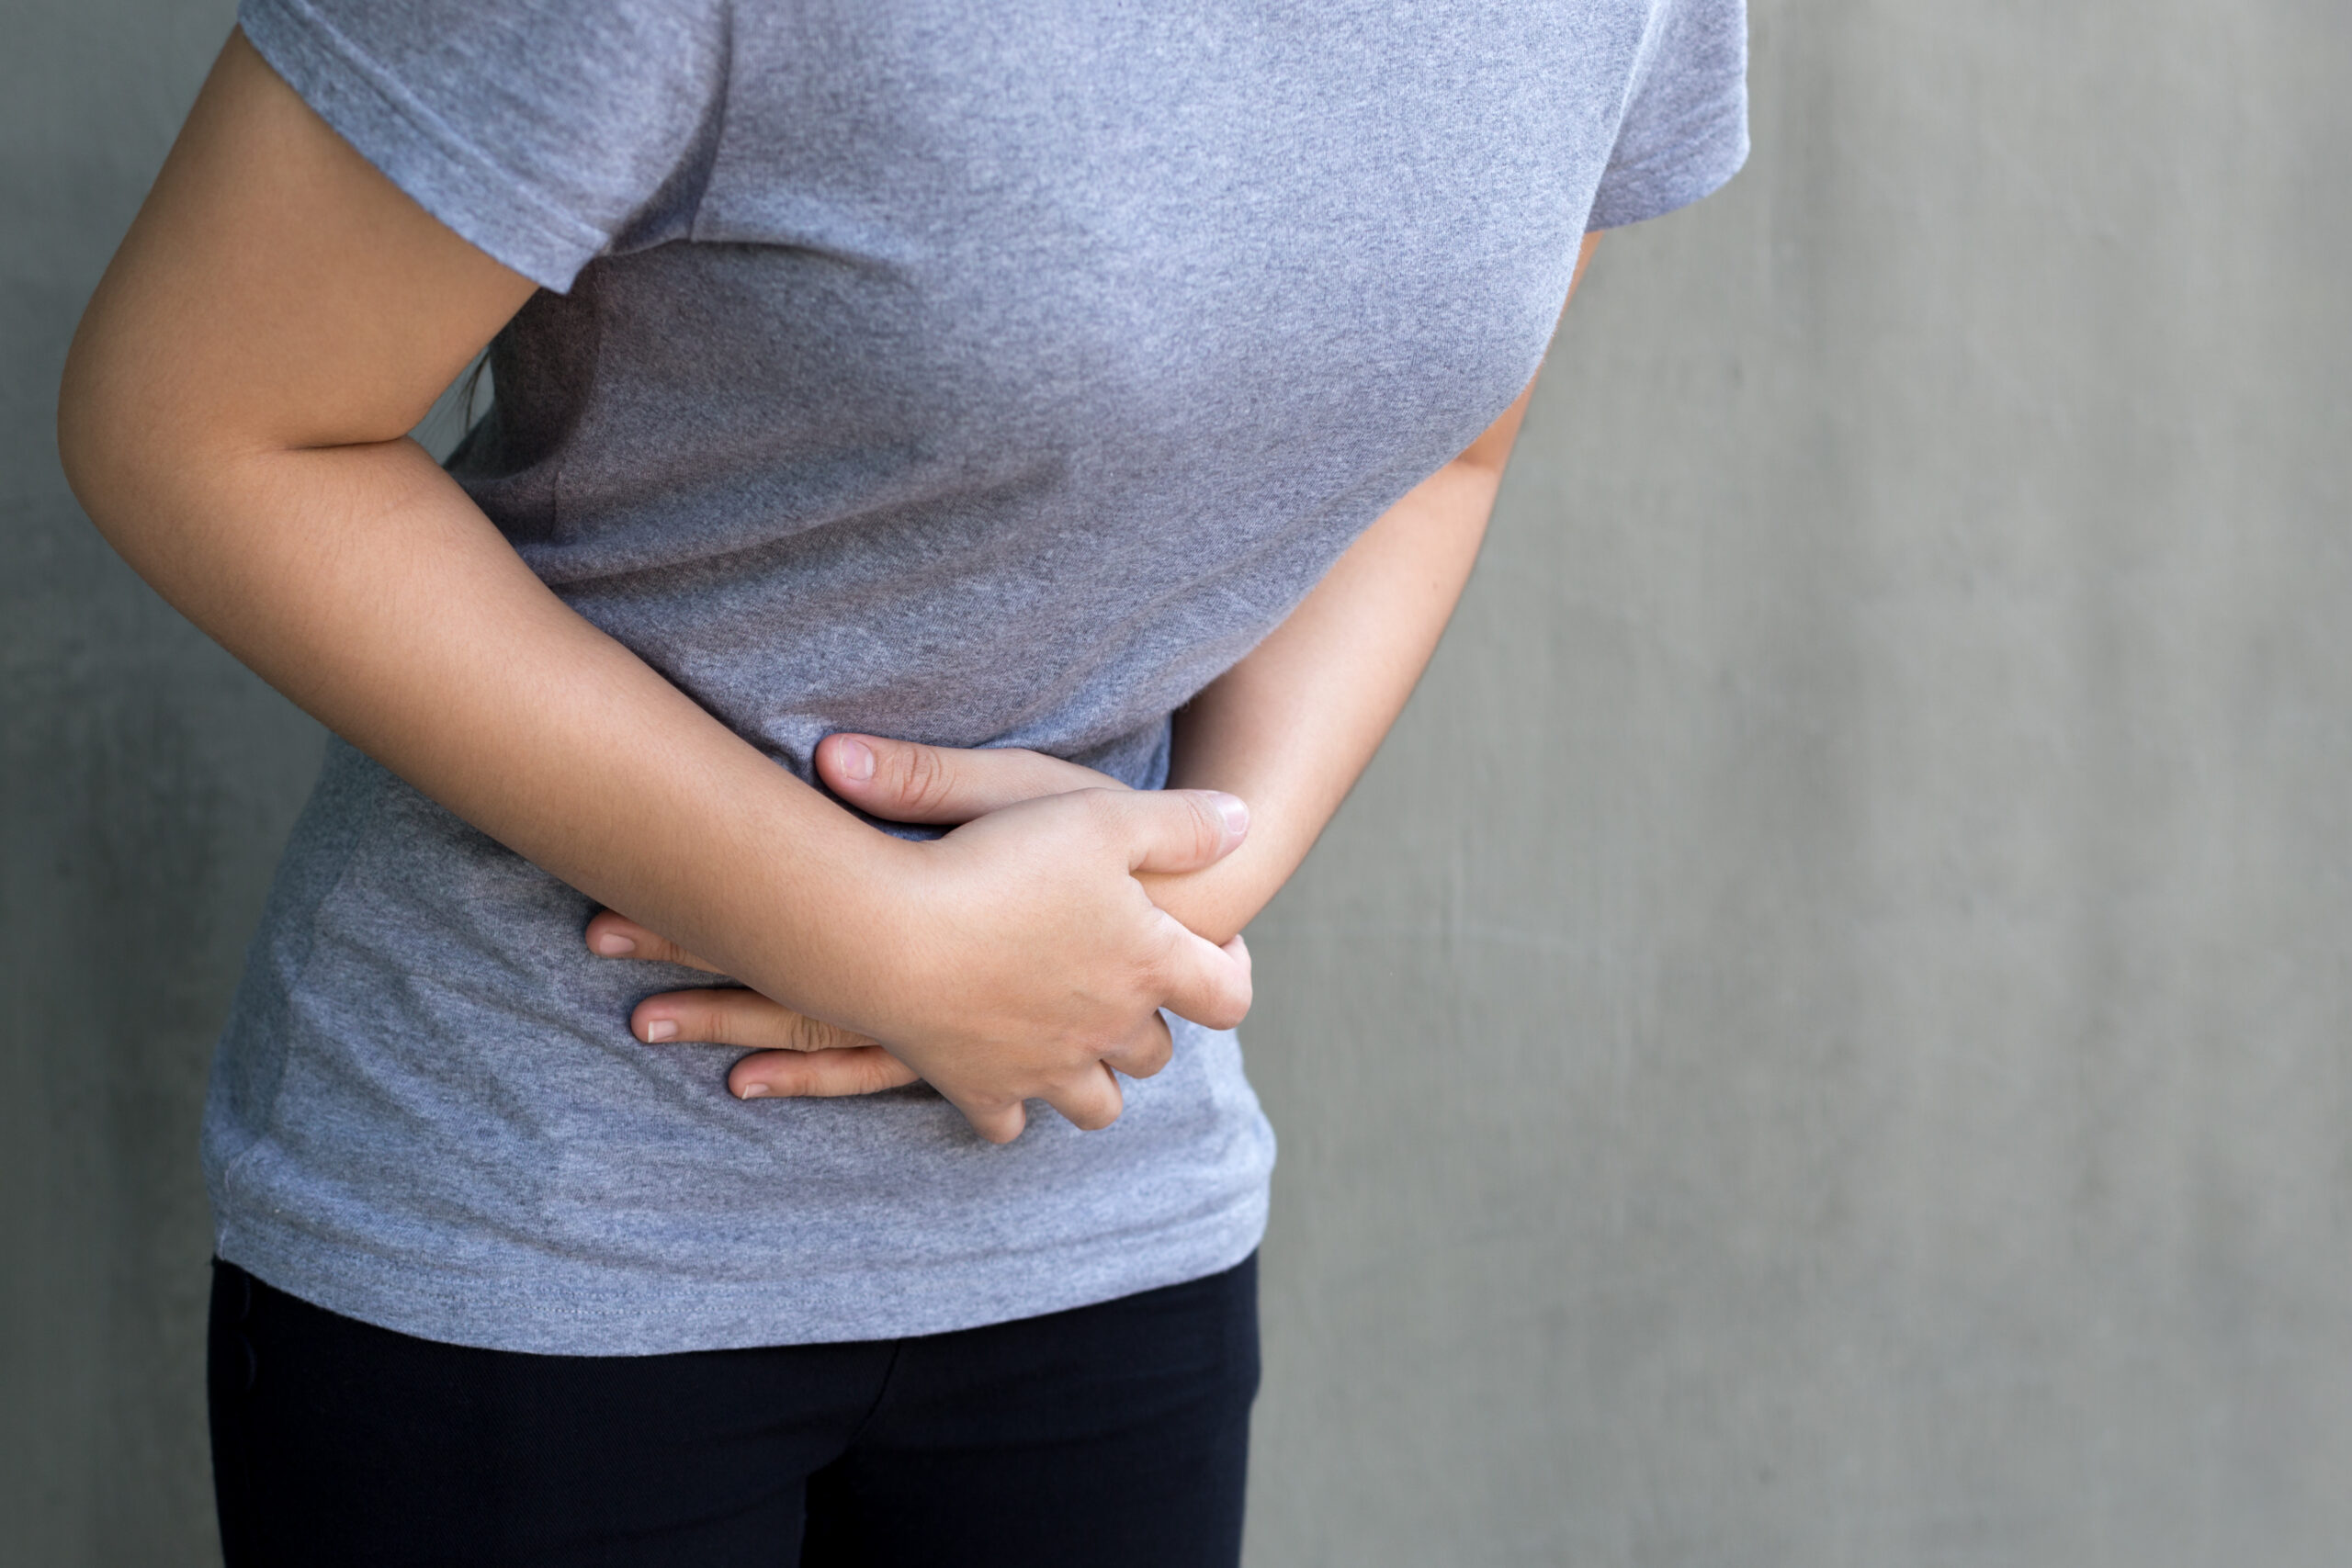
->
<box><xmin>1148</xmin><ymin>234</ymin><xmax>1600</xmax><ymax>944</ymax></box>
<box><xmin>57</xmin><ymin>33</ymin><xmax>914</xmax><ymax>1024</ymax></box>
<box><xmin>62</xmin><ymin>28</ymin><xmax>1256</xmax><ymax>1138</ymax></box>
<box><xmin>1146</xmin><ymin>452</ymin><xmax>1507</xmax><ymax>943</ymax></box>
<box><xmin>65</xmin><ymin>428</ymin><xmax>909</xmax><ymax>1019</ymax></box>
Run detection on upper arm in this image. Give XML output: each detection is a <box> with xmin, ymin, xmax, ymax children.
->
<box><xmin>58</xmin><ymin>30</ymin><xmax>536</xmax><ymax>494</ymax></box>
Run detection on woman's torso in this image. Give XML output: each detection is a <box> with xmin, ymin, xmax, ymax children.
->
<box><xmin>209</xmin><ymin>0</ymin><xmax>1745</xmax><ymax>1352</ymax></box>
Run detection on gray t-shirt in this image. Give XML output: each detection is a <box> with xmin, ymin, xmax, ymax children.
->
<box><xmin>215</xmin><ymin>0</ymin><xmax>1747</xmax><ymax>1354</ymax></box>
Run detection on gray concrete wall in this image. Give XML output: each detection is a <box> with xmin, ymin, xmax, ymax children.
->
<box><xmin>7</xmin><ymin>4</ymin><xmax>295</xmax><ymax>1563</ymax></box>
<box><xmin>6</xmin><ymin>1</ymin><xmax>2348</xmax><ymax>1563</ymax></box>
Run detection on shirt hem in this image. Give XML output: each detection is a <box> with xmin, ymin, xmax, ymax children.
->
<box><xmin>215</xmin><ymin>1189</ymin><xmax>1271</xmax><ymax>1356</ymax></box>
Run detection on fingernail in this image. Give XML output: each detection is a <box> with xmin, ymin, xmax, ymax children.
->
<box><xmin>738</xmin><ymin>1082</ymin><xmax>770</xmax><ymax>1100</ymax></box>
<box><xmin>591</xmin><ymin>931</ymin><xmax>637</xmax><ymax>957</ymax></box>
<box><xmin>1211</xmin><ymin>793</ymin><xmax>1250</xmax><ymax>841</ymax></box>
<box><xmin>640</xmin><ymin>1018</ymin><xmax>678</xmax><ymax>1043</ymax></box>
<box><xmin>836</xmin><ymin>737</ymin><xmax>875</xmax><ymax>783</ymax></box>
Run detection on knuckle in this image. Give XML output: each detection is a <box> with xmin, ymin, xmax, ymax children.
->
<box><xmin>899</xmin><ymin>745</ymin><xmax>956</xmax><ymax>815</ymax></box>
<box><xmin>673</xmin><ymin>997</ymin><xmax>727</xmax><ymax>1040</ymax></box>
<box><xmin>737</xmin><ymin>1053</ymin><xmax>790</xmax><ymax>1089</ymax></box>
<box><xmin>1139</xmin><ymin>920</ymin><xmax>1186</xmax><ymax>976</ymax></box>
<box><xmin>856</xmin><ymin>1052</ymin><xmax>913</xmax><ymax>1093</ymax></box>
<box><xmin>1204</xmin><ymin>983</ymin><xmax>1252</xmax><ymax>1031</ymax></box>
<box><xmin>1138</xmin><ymin>1031</ymin><xmax>1175</xmax><ymax>1078</ymax></box>
<box><xmin>1186</xmin><ymin>795</ymin><xmax>1223</xmax><ymax>859</ymax></box>
<box><xmin>1072</xmin><ymin>786</ymin><xmax>1122</xmax><ymax>836</ymax></box>
<box><xmin>775</xmin><ymin>1059</ymin><xmax>826</xmax><ymax>1095</ymax></box>
<box><xmin>788</xmin><ymin>1057</ymin><xmax>844</xmax><ymax>1095</ymax></box>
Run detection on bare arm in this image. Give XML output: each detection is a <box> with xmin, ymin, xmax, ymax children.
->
<box><xmin>1150</xmin><ymin>244</ymin><xmax>1593</xmax><ymax>945</ymax></box>
<box><xmin>58</xmin><ymin>31</ymin><xmax>1251</xmax><ymax>1142</ymax></box>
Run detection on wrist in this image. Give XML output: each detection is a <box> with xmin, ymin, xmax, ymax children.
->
<box><xmin>679</xmin><ymin>806</ymin><xmax>931</xmax><ymax>1030</ymax></box>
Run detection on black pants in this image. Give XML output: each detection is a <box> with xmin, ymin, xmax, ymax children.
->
<box><xmin>209</xmin><ymin>1256</ymin><xmax>1258</xmax><ymax>1567</ymax></box>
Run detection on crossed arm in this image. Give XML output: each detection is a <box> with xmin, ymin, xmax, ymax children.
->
<box><xmin>59</xmin><ymin>31</ymin><xmax>1596</xmax><ymax>1137</ymax></box>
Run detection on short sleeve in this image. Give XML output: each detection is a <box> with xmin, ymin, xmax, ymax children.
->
<box><xmin>1587</xmin><ymin>0</ymin><xmax>1749</xmax><ymax>231</ymax></box>
<box><xmin>238</xmin><ymin>0</ymin><xmax>729</xmax><ymax>292</ymax></box>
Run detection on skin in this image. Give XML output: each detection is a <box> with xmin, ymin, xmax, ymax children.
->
<box><xmin>59</xmin><ymin>30</ymin><xmax>1599</xmax><ymax>1134</ymax></box>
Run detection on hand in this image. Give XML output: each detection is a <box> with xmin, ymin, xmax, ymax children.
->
<box><xmin>587</xmin><ymin>734</ymin><xmax>1251</xmax><ymax>1139</ymax></box>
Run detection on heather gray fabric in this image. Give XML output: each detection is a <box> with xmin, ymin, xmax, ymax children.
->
<box><xmin>211</xmin><ymin>0</ymin><xmax>1748</xmax><ymax>1354</ymax></box>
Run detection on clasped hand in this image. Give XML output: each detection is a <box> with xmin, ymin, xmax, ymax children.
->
<box><xmin>583</xmin><ymin>733</ymin><xmax>1253</xmax><ymax>1144</ymax></box>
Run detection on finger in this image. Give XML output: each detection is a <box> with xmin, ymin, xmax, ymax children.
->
<box><xmin>585</xmin><ymin>910</ymin><xmax>727</xmax><ymax>973</ymax></box>
<box><xmin>631</xmin><ymin>987</ymin><xmax>875</xmax><ymax>1052</ymax></box>
<box><xmin>1084</xmin><ymin>788</ymin><xmax>1250</xmax><ymax>875</ymax></box>
<box><xmin>947</xmin><ymin>1092</ymin><xmax>1029</xmax><ymax>1145</ymax></box>
<box><xmin>1040</xmin><ymin>1063</ymin><xmax>1125</xmax><ymax>1133</ymax></box>
<box><xmin>817</xmin><ymin>733</ymin><xmax>1123</xmax><ymax>825</ymax></box>
<box><xmin>1098</xmin><ymin>1010</ymin><xmax>1175</xmax><ymax>1080</ymax></box>
<box><xmin>730</xmin><ymin>1045</ymin><xmax>922</xmax><ymax>1100</ymax></box>
<box><xmin>1146</xmin><ymin>916</ymin><xmax>1255</xmax><ymax>1032</ymax></box>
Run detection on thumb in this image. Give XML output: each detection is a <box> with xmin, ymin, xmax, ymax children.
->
<box><xmin>1091</xmin><ymin>788</ymin><xmax>1251</xmax><ymax>876</ymax></box>
<box><xmin>817</xmin><ymin>733</ymin><xmax>1122</xmax><ymax>825</ymax></box>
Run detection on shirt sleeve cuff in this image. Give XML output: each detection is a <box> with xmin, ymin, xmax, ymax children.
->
<box><xmin>239</xmin><ymin>0</ymin><xmax>608</xmax><ymax>291</ymax></box>
<box><xmin>1587</xmin><ymin>102</ymin><xmax>1751</xmax><ymax>231</ymax></box>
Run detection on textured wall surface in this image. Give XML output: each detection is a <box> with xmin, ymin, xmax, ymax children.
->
<box><xmin>7</xmin><ymin>1</ymin><xmax>2349</xmax><ymax>1563</ymax></box>
<box><xmin>1244</xmin><ymin>2</ymin><xmax>2352</xmax><ymax>1563</ymax></box>
<box><xmin>6</xmin><ymin>4</ymin><xmax>296</xmax><ymax>1564</ymax></box>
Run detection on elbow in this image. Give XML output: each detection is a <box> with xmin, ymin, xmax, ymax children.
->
<box><xmin>55</xmin><ymin>329</ymin><xmax>144</xmax><ymax>540</ymax></box>
<box><xmin>56</xmin><ymin>321</ymin><xmax>214</xmax><ymax>559</ymax></box>
<box><xmin>54</xmin><ymin>343</ymin><xmax>107</xmax><ymax>515</ymax></box>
